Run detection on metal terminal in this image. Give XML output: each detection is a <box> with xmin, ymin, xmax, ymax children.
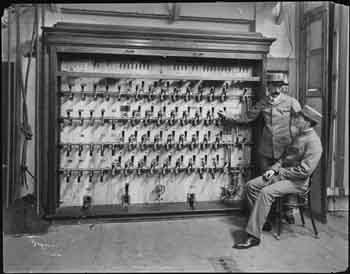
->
<box><xmin>82</xmin><ymin>195</ymin><xmax>92</xmax><ymax>211</ymax></box>
<box><xmin>175</xmin><ymin>155</ymin><xmax>183</xmax><ymax>175</ymax></box>
<box><xmin>122</xmin><ymin>183</ymin><xmax>130</xmax><ymax>207</ymax></box>
<box><xmin>135</xmin><ymin>84</ymin><xmax>140</xmax><ymax>101</ymax></box>
<box><xmin>68</xmin><ymin>84</ymin><xmax>74</xmax><ymax>100</ymax></box>
<box><xmin>148</xmin><ymin>85</ymin><xmax>154</xmax><ymax>101</ymax></box>
<box><xmin>117</xmin><ymin>85</ymin><xmax>122</xmax><ymax>101</ymax></box>
<box><xmin>111</xmin><ymin>144</ymin><xmax>116</xmax><ymax>156</ymax></box>
<box><xmin>89</xmin><ymin>144</ymin><xmax>93</xmax><ymax>156</ymax></box>
<box><xmin>77</xmin><ymin>171</ymin><xmax>83</xmax><ymax>182</ymax></box>
<box><xmin>177</xmin><ymin>134</ymin><xmax>185</xmax><ymax>150</ymax></box>
<box><xmin>78</xmin><ymin>109</ymin><xmax>84</xmax><ymax>125</ymax></box>
<box><xmin>196</xmin><ymin>85</ymin><xmax>203</xmax><ymax>102</ymax></box>
<box><xmin>205</xmin><ymin>110</ymin><xmax>212</xmax><ymax>126</ymax></box>
<box><xmin>193</xmin><ymin>110</ymin><xmax>200</xmax><ymax>126</ymax></box>
<box><xmin>80</xmin><ymin>84</ymin><xmax>86</xmax><ymax>100</ymax></box>
<box><xmin>100</xmin><ymin>144</ymin><xmax>105</xmax><ymax>156</ymax></box>
<box><xmin>185</xmin><ymin>87</ymin><xmax>192</xmax><ymax>102</ymax></box>
<box><xmin>210</xmin><ymin>156</ymin><xmax>218</xmax><ymax>179</ymax></box>
<box><xmin>187</xmin><ymin>193</ymin><xmax>195</xmax><ymax>209</ymax></box>
<box><xmin>190</xmin><ymin>134</ymin><xmax>197</xmax><ymax>151</ymax></box>
<box><xmin>89</xmin><ymin>110</ymin><xmax>94</xmax><ymax>125</ymax></box>
<box><xmin>199</xmin><ymin>156</ymin><xmax>207</xmax><ymax>179</ymax></box>
<box><xmin>66</xmin><ymin>170</ymin><xmax>71</xmax><ymax>183</ymax></box>
<box><xmin>105</xmin><ymin>83</ymin><xmax>110</xmax><ymax>101</ymax></box>
<box><xmin>187</xmin><ymin>158</ymin><xmax>193</xmax><ymax>174</ymax></box>
<box><xmin>78</xmin><ymin>144</ymin><xmax>83</xmax><ymax>157</ymax></box>
<box><xmin>172</xmin><ymin>87</ymin><xmax>179</xmax><ymax>102</ymax></box>
<box><xmin>93</xmin><ymin>83</ymin><xmax>98</xmax><ymax>100</ymax></box>
<box><xmin>201</xmin><ymin>133</ymin><xmax>209</xmax><ymax>150</ymax></box>
<box><xmin>66</xmin><ymin>144</ymin><xmax>72</xmax><ymax>157</ymax></box>
<box><xmin>220</xmin><ymin>85</ymin><xmax>227</xmax><ymax>102</ymax></box>
<box><xmin>88</xmin><ymin>170</ymin><xmax>94</xmax><ymax>182</ymax></box>
<box><xmin>208</xmin><ymin>87</ymin><xmax>215</xmax><ymax>102</ymax></box>
<box><xmin>100</xmin><ymin>170</ymin><xmax>104</xmax><ymax>182</ymax></box>
<box><xmin>66</xmin><ymin>109</ymin><xmax>73</xmax><ymax>126</ymax></box>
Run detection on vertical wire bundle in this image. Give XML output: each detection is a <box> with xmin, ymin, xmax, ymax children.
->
<box><xmin>17</xmin><ymin>5</ymin><xmax>37</xmax><ymax>189</ymax></box>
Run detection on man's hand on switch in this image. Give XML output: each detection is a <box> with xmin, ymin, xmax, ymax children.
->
<box><xmin>218</xmin><ymin>109</ymin><xmax>240</xmax><ymax>121</ymax></box>
<box><xmin>217</xmin><ymin>109</ymin><xmax>226</xmax><ymax>119</ymax></box>
<box><xmin>263</xmin><ymin>169</ymin><xmax>275</xmax><ymax>181</ymax></box>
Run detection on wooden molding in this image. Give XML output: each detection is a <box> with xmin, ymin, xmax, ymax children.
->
<box><xmin>43</xmin><ymin>23</ymin><xmax>275</xmax><ymax>58</ymax></box>
<box><xmin>60</xmin><ymin>8</ymin><xmax>256</xmax><ymax>31</ymax></box>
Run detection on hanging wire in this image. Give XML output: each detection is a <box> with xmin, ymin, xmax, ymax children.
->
<box><xmin>17</xmin><ymin>5</ymin><xmax>37</xmax><ymax>189</ymax></box>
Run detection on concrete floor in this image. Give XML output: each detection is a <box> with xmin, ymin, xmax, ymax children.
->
<box><xmin>3</xmin><ymin>212</ymin><xmax>348</xmax><ymax>273</ymax></box>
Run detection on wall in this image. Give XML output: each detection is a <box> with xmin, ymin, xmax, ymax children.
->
<box><xmin>256</xmin><ymin>2</ymin><xmax>295</xmax><ymax>58</ymax></box>
<box><xmin>2</xmin><ymin>3</ymin><xmax>296</xmax><ymax>199</ymax></box>
<box><xmin>1</xmin><ymin>7</ymin><xmax>38</xmax><ymax>199</ymax></box>
<box><xmin>256</xmin><ymin>2</ymin><xmax>298</xmax><ymax>99</ymax></box>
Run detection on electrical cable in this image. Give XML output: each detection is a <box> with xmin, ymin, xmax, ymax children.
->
<box><xmin>17</xmin><ymin>6</ymin><xmax>37</xmax><ymax>189</ymax></box>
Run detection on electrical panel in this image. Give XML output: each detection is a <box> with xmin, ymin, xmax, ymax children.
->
<box><xmin>41</xmin><ymin>23</ymin><xmax>275</xmax><ymax>217</ymax></box>
<box><xmin>57</xmin><ymin>54</ymin><xmax>257</xmax><ymax>209</ymax></box>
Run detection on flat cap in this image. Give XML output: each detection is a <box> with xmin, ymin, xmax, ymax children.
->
<box><xmin>266</xmin><ymin>73</ymin><xmax>288</xmax><ymax>85</ymax></box>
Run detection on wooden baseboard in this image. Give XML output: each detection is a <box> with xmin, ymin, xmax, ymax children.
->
<box><xmin>44</xmin><ymin>201</ymin><xmax>243</xmax><ymax>222</ymax></box>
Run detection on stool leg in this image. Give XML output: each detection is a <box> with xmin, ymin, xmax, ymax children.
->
<box><xmin>307</xmin><ymin>192</ymin><xmax>319</xmax><ymax>239</ymax></box>
<box><xmin>298</xmin><ymin>196</ymin><xmax>305</xmax><ymax>226</ymax></box>
<box><xmin>273</xmin><ymin>198</ymin><xmax>281</xmax><ymax>240</ymax></box>
<box><xmin>277</xmin><ymin>198</ymin><xmax>282</xmax><ymax>237</ymax></box>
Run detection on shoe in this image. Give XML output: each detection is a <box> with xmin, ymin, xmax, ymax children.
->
<box><xmin>262</xmin><ymin>222</ymin><xmax>272</xmax><ymax>231</ymax></box>
<box><xmin>233</xmin><ymin>236</ymin><xmax>260</xmax><ymax>249</ymax></box>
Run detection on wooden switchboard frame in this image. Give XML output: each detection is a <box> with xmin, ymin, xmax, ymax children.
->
<box><xmin>40</xmin><ymin>23</ymin><xmax>275</xmax><ymax>220</ymax></box>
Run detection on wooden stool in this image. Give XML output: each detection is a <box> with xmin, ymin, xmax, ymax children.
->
<box><xmin>273</xmin><ymin>175</ymin><xmax>319</xmax><ymax>240</ymax></box>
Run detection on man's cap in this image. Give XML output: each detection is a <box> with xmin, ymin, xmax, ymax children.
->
<box><xmin>266</xmin><ymin>73</ymin><xmax>288</xmax><ymax>85</ymax></box>
<box><xmin>300</xmin><ymin>105</ymin><xmax>322</xmax><ymax>125</ymax></box>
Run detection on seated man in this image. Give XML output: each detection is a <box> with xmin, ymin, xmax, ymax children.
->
<box><xmin>233</xmin><ymin>105</ymin><xmax>323</xmax><ymax>249</ymax></box>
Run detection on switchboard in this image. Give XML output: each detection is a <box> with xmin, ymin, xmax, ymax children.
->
<box><xmin>41</xmin><ymin>23</ymin><xmax>275</xmax><ymax>218</ymax></box>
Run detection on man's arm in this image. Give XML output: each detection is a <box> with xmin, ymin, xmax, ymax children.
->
<box><xmin>222</xmin><ymin>99</ymin><xmax>264</xmax><ymax>124</ymax></box>
<box><xmin>279</xmin><ymin>139</ymin><xmax>323</xmax><ymax>180</ymax></box>
<box><xmin>291</xmin><ymin>97</ymin><xmax>302</xmax><ymax>113</ymax></box>
<box><xmin>269</xmin><ymin>159</ymin><xmax>283</xmax><ymax>174</ymax></box>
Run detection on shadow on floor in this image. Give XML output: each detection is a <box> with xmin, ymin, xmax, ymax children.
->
<box><xmin>217</xmin><ymin>211</ymin><xmax>250</xmax><ymax>244</ymax></box>
<box><xmin>3</xmin><ymin>194</ymin><xmax>51</xmax><ymax>237</ymax></box>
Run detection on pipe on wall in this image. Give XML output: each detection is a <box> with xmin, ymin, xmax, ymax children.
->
<box><xmin>13</xmin><ymin>5</ymin><xmax>20</xmax><ymax>202</ymax></box>
<box><xmin>35</xmin><ymin>4</ymin><xmax>40</xmax><ymax>215</ymax></box>
<box><xmin>6</xmin><ymin>7</ymin><xmax>12</xmax><ymax>208</ymax></box>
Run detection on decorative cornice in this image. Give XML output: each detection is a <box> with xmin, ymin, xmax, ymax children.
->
<box><xmin>43</xmin><ymin>22</ymin><xmax>276</xmax><ymax>58</ymax></box>
<box><xmin>60</xmin><ymin>7</ymin><xmax>255</xmax><ymax>31</ymax></box>
<box><xmin>44</xmin><ymin>22</ymin><xmax>271</xmax><ymax>41</ymax></box>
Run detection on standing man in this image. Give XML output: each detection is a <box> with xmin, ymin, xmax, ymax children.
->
<box><xmin>219</xmin><ymin>73</ymin><xmax>301</xmax><ymax>173</ymax></box>
<box><xmin>232</xmin><ymin>105</ymin><xmax>323</xmax><ymax>249</ymax></box>
<box><xmin>218</xmin><ymin>73</ymin><xmax>301</xmax><ymax>223</ymax></box>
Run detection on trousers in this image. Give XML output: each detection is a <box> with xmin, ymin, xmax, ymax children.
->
<box><xmin>258</xmin><ymin>155</ymin><xmax>295</xmax><ymax>217</ymax></box>
<box><xmin>245</xmin><ymin>176</ymin><xmax>307</xmax><ymax>239</ymax></box>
